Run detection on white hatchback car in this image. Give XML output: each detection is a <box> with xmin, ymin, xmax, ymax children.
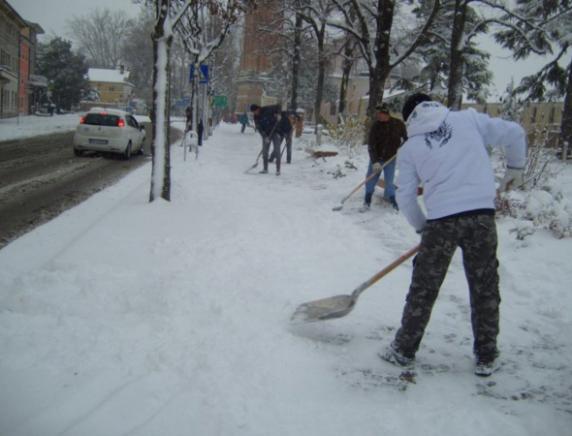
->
<box><xmin>73</xmin><ymin>108</ymin><xmax>146</xmax><ymax>159</ymax></box>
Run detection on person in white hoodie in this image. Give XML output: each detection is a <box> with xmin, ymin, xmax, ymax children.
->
<box><xmin>380</xmin><ymin>93</ymin><xmax>527</xmax><ymax>377</ymax></box>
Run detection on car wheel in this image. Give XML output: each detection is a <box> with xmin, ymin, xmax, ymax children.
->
<box><xmin>123</xmin><ymin>142</ymin><xmax>132</xmax><ymax>160</ymax></box>
<box><xmin>74</xmin><ymin>148</ymin><xmax>83</xmax><ymax>157</ymax></box>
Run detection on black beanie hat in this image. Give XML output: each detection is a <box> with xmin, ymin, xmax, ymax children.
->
<box><xmin>402</xmin><ymin>93</ymin><xmax>432</xmax><ymax>122</ymax></box>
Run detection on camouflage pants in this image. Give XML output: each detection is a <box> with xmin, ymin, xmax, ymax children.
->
<box><xmin>393</xmin><ymin>213</ymin><xmax>500</xmax><ymax>362</ymax></box>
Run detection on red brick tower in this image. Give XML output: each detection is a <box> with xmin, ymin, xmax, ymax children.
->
<box><xmin>235</xmin><ymin>0</ymin><xmax>281</xmax><ymax>113</ymax></box>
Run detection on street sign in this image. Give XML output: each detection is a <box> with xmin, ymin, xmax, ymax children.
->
<box><xmin>213</xmin><ymin>95</ymin><xmax>227</xmax><ymax>109</ymax></box>
<box><xmin>189</xmin><ymin>64</ymin><xmax>209</xmax><ymax>84</ymax></box>
<box><xmin>199</xmin><ymin>64</ymin><xmax>209</xmax><ymax>84</ymax></box>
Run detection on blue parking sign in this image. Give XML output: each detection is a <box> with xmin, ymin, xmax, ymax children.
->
<box><xmin>199</xmin><ymin>64</ymin><xmax>209</xmax><ymax>83</ymax></box>
<box><xmin>189</xmin><ymin>64</ymin><xmax>209</xmax><ymax>84</ymax></box>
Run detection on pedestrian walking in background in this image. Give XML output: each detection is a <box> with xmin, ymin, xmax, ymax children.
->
<box><xmin>381</xmin><ymin>93</ymin><xmax>527</xmax><ymax>377</ymax></box>
<box><xmin>185</xmin><ymin>105</ymin><xmax>193</xmax><ymax>131</ymax></box>
<box><xmin>197</xmin><ymin>118</ymin><xmax>204</xmax><ymax>146</ymax></box>
<box><xmin>360</xmin><ymin>104</ymin><xmax>407</xmax><ymax>212</ymax></box>
<box><xmin>239</xmin><ymin>113</ymin><xmax>250</xmax><ymax>133</ymax></box>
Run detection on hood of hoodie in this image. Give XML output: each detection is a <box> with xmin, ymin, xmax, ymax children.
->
<box><xmin>406</xmin><ymin>101</ymin><xmax>449</xmax><ymax>137</ymax></box>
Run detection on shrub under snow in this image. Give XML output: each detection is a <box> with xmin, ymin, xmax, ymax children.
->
<box><xmin>495</xmin><ymin>144</ymin><xmax>572</xmax><ymax>239</ymax></box>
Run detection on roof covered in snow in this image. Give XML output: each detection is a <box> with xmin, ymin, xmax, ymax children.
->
<box><xmin>88</xmin><ymin>68</ymin><xmax>131</xmax><ymax>84</ymax></box>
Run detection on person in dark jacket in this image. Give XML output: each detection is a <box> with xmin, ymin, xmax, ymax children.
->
<box><xmin>185</xmin><ymin>105</ymin><xmax>193</xmax><ymax>131</ymax></box>
<box><xmin>269</xmin><ymin>110</ymin><xmax>294</xmax><ymax>164</ymax></box>
<box><xmin>197</xmin><ymin>118</ymin><xmax>204</xmax><ymax>146</ymax></box>
<box><xmin>360</xmin><ymin>103</ymin><xmax>407</xmax><ymax>211</ymax></box>
<box><xmin>239</xmin><ymin>113</ymin><xmax>249</xmax><ymax>133</ymax></box>
<box><xmin>250</xmin><ymin>104</ymin><xmax>290</xmax><ymax>175</ymax></box>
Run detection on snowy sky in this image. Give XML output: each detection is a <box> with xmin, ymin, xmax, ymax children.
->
<box><xmin>11</xmin><ymin>0</ymin><xmax>142</xmax><ymax>37</ymax></box>
<box><xmin>10</xmin><ymin>0</ymin><xmax>571</xmax><ymax>96</ymax></box>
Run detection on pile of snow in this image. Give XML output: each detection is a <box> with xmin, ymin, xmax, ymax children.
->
<box><xmin>88</xmin><ymin>68</ymin><xmax>131</xmax><ymax>84</ymax></box>
<box><xmin>0</xmin><ymin>113</ymin><xmax>152</xmax><ymax>143</ymax></box>
<box><xmin>0</xmin><ymin>121</ymin><xmax>571</xmax><ymax>435</ymax></box>
<box><xmin>501</xmin><ymin>186</ymin><xmax>572</xmax><ymax>239</ymax></box>
<box><xmin>0</xmin><ymin>113</ymin><xmax>80</xmax><ymax>141</ymax></box>
<box><xmin>491</xmin><ymin>148</ymin><xmax>572</xmax><ymax>239</ymax></box>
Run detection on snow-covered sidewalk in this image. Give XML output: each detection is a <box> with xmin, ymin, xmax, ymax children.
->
<box><xmin>0</xmin><ymin>114</ymin><xmax>80</xmax><ymax>141</ymax></box>
<box><xmin>0</xmin><ymin>122</ymin><xmax>571</xmax><ymax>435</ymax></box>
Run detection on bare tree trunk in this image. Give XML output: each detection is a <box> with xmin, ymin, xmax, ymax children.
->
<box><xmin>367</xmin><ymin>0</ymin><xmax>394</xmax><ymax>118</ymax></box>
<box><xmin>560</xmin><ymin>56</ymin><xmax>572</xmax><ymax>159</ymax></box>
<box><xmin>331</xmin><ymin>0</ymin><xmax>438</xmax><ymax>141</ymax></box>
<box><xmin>290</xmin><ymin>11</ymin><xmax>303</xmax><ymax>111</ymax></box>
<box><xmin>338</xmin><ymin>38</ymin><xmax>354</xmax><ymax>116</ymax></box>
<box><xmin>150</xmin><ymin>0</ymin><xmax>172</xmax><ymax>202</ymax></box>
<box><xmin>364</xmin><ymin>0</ymin><xmax>395</xmax><ymax>134</ymax></box>
<box><xmin>314</xmin><ymin>24</ymin><xmax>327</xmax><ymax>134</ymax></box>
<box><xmin>447</xmin><ymin>0</ymin><xmax>467</xmax><ymax>110</ymax></box>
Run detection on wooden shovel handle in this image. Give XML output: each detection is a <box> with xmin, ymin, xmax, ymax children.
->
<box><xmin>340</xmin><ymin>154</ymin><xmax>397</xmax><ymax>204</ymax></box>
<box><xmin>352</xmin><ymin>244</ymin><xmax>420</xmax><ymax>298</ymax></box>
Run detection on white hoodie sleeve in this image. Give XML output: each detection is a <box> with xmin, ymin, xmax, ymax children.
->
<box><xmin>396</xmin><ymin>145</ymin><xmax>426</xmax><ymax>231</ymax></box>
<box><xmin>470</xmin><ymin>109</ymin><xmax>527</xmax><ymax>169</ymax></box>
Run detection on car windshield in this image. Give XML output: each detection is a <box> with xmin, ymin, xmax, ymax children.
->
<box><xmin>84</xmin><ymin>113</ymin><xmax>121</xmax><ymax>126</ymax></box>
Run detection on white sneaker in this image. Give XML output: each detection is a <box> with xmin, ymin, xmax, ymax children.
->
<box><xmin>474</xmin><ymin>359</ymin><xmax>500</xmax><ymax>377</ymax></box>
<box><xmin>379</xmin><ymin>342</ymin><xmax>415</xmax><ymax>368</ymax></box>
<box><xmin>358</xmin><ymin>203</ymin><xmax>370</xmax><ymax>213</ymax></box>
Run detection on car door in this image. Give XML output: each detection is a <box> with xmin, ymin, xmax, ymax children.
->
<box><xmin>133</xmin><ymin>116</ymin><xmax>145</xmax><ymax>149</ymax></box>
<box><xmin>127</xmin><ymin>116</ymin><xmax>144</xmax><ymax>149</ymax></box>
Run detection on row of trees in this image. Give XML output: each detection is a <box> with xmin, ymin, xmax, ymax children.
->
<box><xmin>35</xmin><ymin>38</ymin><xmax>89</xmax><ymax>111</ymax></box>
<box><xmin>143</xmin><ymin>0</ymin><xmax>571</xmax><ymax>202</ymax></box>
<box><xmin>33</xmin><ymin>3</ymin><xmax>244</xmax><ymax>202</ymax></box>
<box><xmin>220</xmin><ymin>0</ymin><xmax>569</xmax><ymax>146</ymax></box>
<box><xmin>33</xmin><ymin>9</ymin><xmax>149</xmax><ymax>111</ymax></box>
<box><xmin>35</xmin><ymin>1</ymin><xmax>571</xmax><ymax>202</ymax></box>
<box><xmin>277</xmin><ymin>1</ymin><xmax>570</xmax><ymax>128</ymax></box>
<box><xmin>141</xmin><ymin>0</ymin><xmax>251</xmax><ymax>201</ymax></box>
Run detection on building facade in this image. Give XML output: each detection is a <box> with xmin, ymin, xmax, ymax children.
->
<box><xmin>82</xmin><ymin>67</ymin><xmax>135</xmax><ymax>110</ymax></box>
<box><xmin>0</xmin><ymin>0</ymin><xmax>24</xmax><ymax>118</ymax></box>
<box><xmin>0</xmin><ymin>0</ymin><xmax>44</xmax><ymax>118</ymax></box>
<box><xmin>235</xmin><ymin>0</ymin><xmax>282</xmax><ymax>114</ymax></box>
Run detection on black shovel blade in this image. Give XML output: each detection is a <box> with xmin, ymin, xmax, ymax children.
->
<box><xmin>290</xmin><ymin>294</ymin><xmax>356</xmax><ymax>323</ymax></box>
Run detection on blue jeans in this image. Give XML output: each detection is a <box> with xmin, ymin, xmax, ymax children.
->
<box><xmin>364</xmin><ymin>159</ymin><xmax>396</xmax><ymax>203</ymax></box>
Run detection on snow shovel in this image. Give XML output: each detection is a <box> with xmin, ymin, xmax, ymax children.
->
<box><xmin>332</xmin><ymin>154</ymin><xmax>396</xmax><ymax>211</ymax></box>
<box><xmin>280</xmin><ymin>142</ymin><xmax>287</xmax><ymax>159</ymax></box>
<box><xmin>244</xmin><ymin>119</ymin><xmax>281</xmax><ymax>173</ymax></box>
<box><xmin>244</xmin><ymin>149</ymin><xmax>263</xmax><ymax>173</ymax></box>
<box><xmin>291</xmin><ymin>244</ymin><xmax>420</xmax><ymax>322</ymax></box>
